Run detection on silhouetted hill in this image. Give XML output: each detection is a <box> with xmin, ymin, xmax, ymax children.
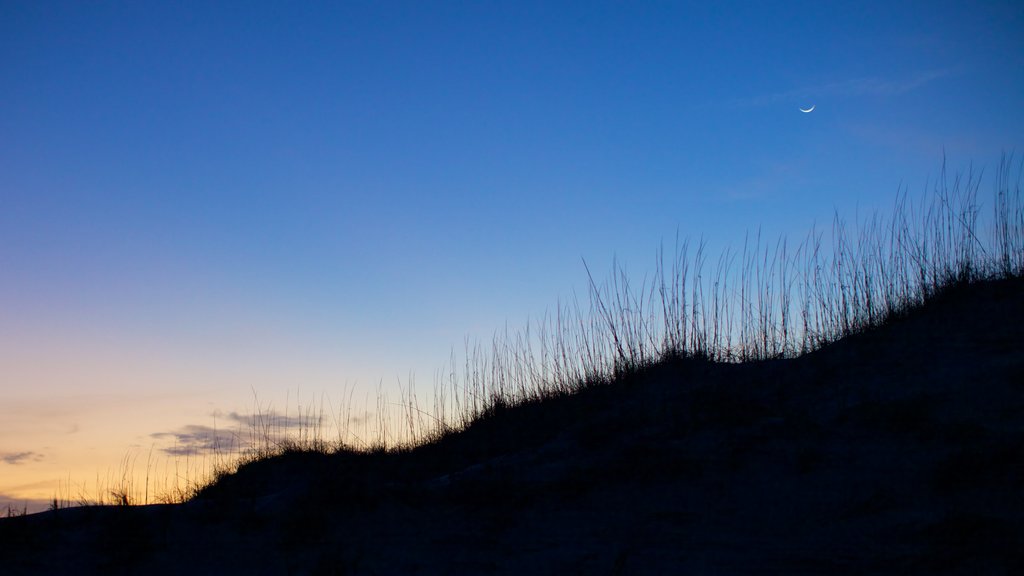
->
<box><xmin>3</xmin><ymin>276</ymin><xmax>1022</xmax><ymax>575</ymax></box>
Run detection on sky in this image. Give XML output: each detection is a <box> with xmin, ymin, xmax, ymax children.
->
<box><xmin>2</xmin><ymin>0</ymin><xmax>1023</xmax><ymax>511</ymax></box>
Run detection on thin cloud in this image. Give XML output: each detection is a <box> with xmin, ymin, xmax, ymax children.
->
<box><xmin>0</xmin><ymin>493</ymin><xmax>53</xmax><ymax>515</ymax></box>
<box><xmin>150</xmin><ymin>425</ymin><xmax>245</xmax><ymax>457</ymax></box>
<box><xmin>734</xmin><ymin>68</ymin><xmax>956</xmax><ymax>108</ymax></box>
<box><xmin>150</xmin><ymin>409</ymin><xmax>326</xmax><ymax>457</ymax></box>
<box><xmin>816</xmin><ymin>69</ymin><xmax>953</xmax><ymax>97</ymax></box>
<box><xmin>221</xmin><ymin>411</ymin><xmax>318</xmax><ymax>431</ymax></box>
<box><xmin>1</xmin><ymin>451</ymin><xmax>44</xmax><ymax>465</ymax></box>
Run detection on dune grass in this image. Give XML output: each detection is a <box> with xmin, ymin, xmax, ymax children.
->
<box><xmin>39</xmin><ymin>153</ymin><xmax>1024</xmax><ymax>509</ymax></box>
<box><xmin>420</xmin><ymin>154</ymin><xmax>1022</xmax><ymax>438</ymax></box>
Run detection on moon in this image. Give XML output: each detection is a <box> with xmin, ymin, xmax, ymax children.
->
<box><xmin>799</xmin><ymin>105</ymin><xmax>815</xmax><ymax>113</ymax></box>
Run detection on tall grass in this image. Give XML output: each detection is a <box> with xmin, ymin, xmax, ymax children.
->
<box><xmin>38</xmin><ymin>155</ymin><xmax>1024</xmax><ymax>509</ymax></box>
<box><xmin>421</xmin><ymin>154</ymin><xmax>1022</xmax><ymax>440</ymax></box>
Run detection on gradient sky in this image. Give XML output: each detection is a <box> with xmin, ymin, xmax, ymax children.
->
<box><xmin>2</xmin><ymin>1</ymin><xmax>1022</xmax><ymax>510</ymax></box>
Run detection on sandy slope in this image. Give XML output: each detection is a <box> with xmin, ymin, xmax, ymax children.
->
<box><xmin>2</xmin><ymin>277</ymin><xmax>1022</xmax><ymax>575</ymax></box>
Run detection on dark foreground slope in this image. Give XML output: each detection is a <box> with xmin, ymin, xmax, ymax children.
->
<box><xmin>3</xmin><ymin>277</ymin><xmax>1023</xmax><ymax>575</ymax></box>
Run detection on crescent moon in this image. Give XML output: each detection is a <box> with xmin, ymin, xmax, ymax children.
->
<box><xmin>799</xmin><ymin>105</ymin><xmax>815</xmax><ymax>113</ymax></box>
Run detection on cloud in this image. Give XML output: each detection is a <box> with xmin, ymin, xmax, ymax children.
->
<box><xmin>0</xmin><ymin>493</ymin><xmax>54</xmax><ymax>515</ymax></box>
<box><xmin>734</xmin><ymin>68</ymin><xmax>956</xmax><ymax>108</ymax></box>
<box><xmin>150</xmin><ymin>425</ymin><xmax>243</xmax><ymax>457</ymax></box>
<box><xmin>1</xmin><ymin>451</ymin><xmax>44</xmax><ymax>465</ymax></box>
<box><xmin>220</xmin><ymin>410</ymin><xmax>318</xmax><ymax>431</ymax></box>
<box><xmin>814</xmin><ymin>69</ymin><xmax>953</xmax><ymax>97</ymax></box>
<box><xmin>150</xmin><ymin>409</ymin><xmax>326</xmax><ymax>457</ymax></box>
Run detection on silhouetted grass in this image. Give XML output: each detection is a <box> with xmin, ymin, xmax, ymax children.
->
<box><xmin>420</xmin><ymin>154</ymin><xmax>1022</xmax><ymax>442</ymax></box>
<box><xmin>3</xmin><ymin>503</ymin><xmax>28</xmax><ymax>518</ymax></box>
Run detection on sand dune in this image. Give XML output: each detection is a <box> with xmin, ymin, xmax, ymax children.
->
<box><xmin>2</xmin><ymin>276</ymin><xmax>1022</xmax><ymax>575</ymax></box>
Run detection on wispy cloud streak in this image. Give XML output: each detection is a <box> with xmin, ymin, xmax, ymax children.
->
<box><xmin>219</xmin><ymin>411</ymin><xmax>316</xmax><ymax>430</ymax></box>
<box><xmin>151</xmin><ymin>425</ymin><xmax>243</xmax><ymax>457</ymax></box>
<box><xmin>150</xmin><ymin>410</ymin><xmax>326</xmax><ymax>457</ymax></box>
<box><xmin>0</xmin><ymin>492</ymin><xmax>53</xmax><ymax>515</ymax></box>
<box><xmin>1</xmin><ymin>451</ymin><xmax>44</xmax><ymax>465</ymax></box>
<box><xmin>734</xmin><ymin>69</ymin><xmax>955</xmax><ymax>108</ymax></box>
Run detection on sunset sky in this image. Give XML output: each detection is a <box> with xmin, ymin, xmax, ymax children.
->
<box><xmin>2</xmin><ymin>1</ymin><xmax>1022</xmax><ymax>511</ymax></box>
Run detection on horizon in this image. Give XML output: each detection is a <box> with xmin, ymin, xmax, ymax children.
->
<box><xmin>3</xmin><ymin>1</ymin><xmax>1024</xmax><ymax>512</ymax></box>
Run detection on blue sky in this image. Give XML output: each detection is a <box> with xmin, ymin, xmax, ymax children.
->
<box><xmin>1</xmin><ymin>0</ymin><xmax>1022</xmax><ymax>508</ymax></box>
